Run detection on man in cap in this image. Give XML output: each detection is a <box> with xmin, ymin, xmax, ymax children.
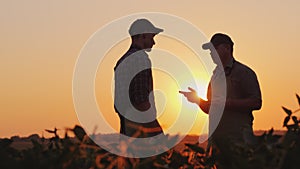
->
<box><xmin>180</xmin><ymin>33</ymin><xmax>262</xmax><ymax>168</ymax></box>
<box><xmin>114</xmin><ymin>19</ymin><xmax>164</xmax><ymax>138</ymax></box>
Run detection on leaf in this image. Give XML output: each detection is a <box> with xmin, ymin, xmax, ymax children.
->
<box><xmin>283</xmin><ymin>116</ymin><xmax>290</xmax><ymax>127</ymax></box>
<box><xmin>185</xmin><ymin>143</ymin><xmax>205</xmax><ymax>154</ymax></box>
<box><xmin>296</xmin><ymin>94</ymin><xmax>300</xmax><ymax>106</ymax></box>
<box><xmin>282</xmin><ymin>106</ymin><xmax>292</xmax><ymax>116</ymax></box>
<box><xmin>73</xmin><ymin>125</ymin><xmax>87</xmax><ymax>141</ymax></box>
<box><xmin>292</xmin><ymin>116</ymin><xmax>298</xmax><ymax>124</ymax></box>
<box><xmin>268</xmin><ymin>128</ymin><xmax>274</xmax><ymax>135</ymax></box>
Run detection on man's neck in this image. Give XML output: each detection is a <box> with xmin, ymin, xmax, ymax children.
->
<box><xmin>221</xmin><ymin>55</ymin><xmax>233</xmax><ymax>68</ymax></box>
<box><xmin>131</xmin><ymin>41</ymin><xmax>144</xmax><ymax>50</ymax></box>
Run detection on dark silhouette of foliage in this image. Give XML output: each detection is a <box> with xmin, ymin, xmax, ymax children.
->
<box><xmin>224</xmin><ymin>93</ymin><xmax>300</xmax><ymax>169</ymax></box>
<box><xmin>1</xmin><ymin>94</ymin><xmax>300</xmax><ymax>168</ymax></box>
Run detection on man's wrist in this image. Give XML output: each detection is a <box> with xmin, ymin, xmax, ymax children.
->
<box><xmin>199</xmin><ymin>98</ymin><xmax>210</xmax><ymax>114</ymax></box>
<box><xmin>199</xmin><ymin>98</ymin><xmax>205</xmax><ymax>105</ymax></box>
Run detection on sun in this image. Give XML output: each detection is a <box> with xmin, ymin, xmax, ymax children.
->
<box><xmin>152</xmin><ymin>69</ymin><xmax>210</xmax><ymax>135</ymax></box>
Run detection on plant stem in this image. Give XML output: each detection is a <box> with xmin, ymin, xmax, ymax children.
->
<box><xmin>294</xmin><ymin>108</ymin><xmax>300</xmax><ymax>114</ymax></box>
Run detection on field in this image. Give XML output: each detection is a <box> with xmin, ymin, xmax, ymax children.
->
<box><xmin>0</xmin><ymin>127</ymin><xmax>293</xmax><ymax>169</ymax></box>
<box><xmin>1</xmin><ymin>95</ymin><xmax>300</xmax><ymax>169</ymax></box>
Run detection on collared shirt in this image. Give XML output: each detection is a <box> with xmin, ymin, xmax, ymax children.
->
<box><xmin>114</xmin><ymin>46</ymin><xmax>155</xmax><ymax>114</ymax></box>
<box><xmin>208</xmin><ymin>57</ymin><xmax>262</xmax><ymax>138</ymax></box>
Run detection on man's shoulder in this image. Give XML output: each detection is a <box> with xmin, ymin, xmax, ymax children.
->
<box><xmin>115</xmin><ymin>48</ymin><xmax>140</xmax><ymax>69</ymax></box>
<box><xmin>114</xmin><ymin>48</ymin><xmax>149</xmax><ymax>71</ymax></box>
<box><xmin>234</xmin><ymin>60</ymin><xmax>256</xmax><ymax>75</ymax></box>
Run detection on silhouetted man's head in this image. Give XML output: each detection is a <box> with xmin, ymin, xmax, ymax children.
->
<box><xmin>202</xmin><ymin>33</ymin><xmax>234</xmax><ymax>65</ymax></box>
<box><xmin>203</xmin><ymin>33</ymin><xmax>234</xmax><ymax>51</ymax></box>
<box><xmin>129</xmin><ymin>19</ymin><xmax>163</xmax><ymax>52</ymax></box>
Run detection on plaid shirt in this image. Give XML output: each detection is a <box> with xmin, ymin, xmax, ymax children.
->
<box><xmin>114</xmin><ymin>46</ymin><xmax>154</xmax><ymax>113</ymax></box>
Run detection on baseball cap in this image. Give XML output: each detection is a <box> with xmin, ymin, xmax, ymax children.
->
<box><xmin>202</xmin><ymin>33</ymin><xmax>234</xmax><ymax>50</ymax></box>
<box><xmin>128</xmin><ymin>18</ymin><xmax>164</xmax><ymax>36</ymax></box>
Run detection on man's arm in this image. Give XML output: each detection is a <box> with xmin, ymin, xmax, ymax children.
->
<box><xmin>225</xmin><ymin>98</ymin><xmax>262</xmax><ymax>111</ymax></box>
<box><xmin>179</xmin><ymin>87</ymin><xmax>262</xmax><ymax>114</ymax></box>
<box><xmin>129</xmin><ymin>53</ymin><xmax>153</xmax><ymax>112</ymax></box>
<box><xmin>228</xmin><ymin>67</ymin><xmax>262</xmax><ymax>111</ymax></box>
<box><xmin>130</xmin><ymin>69</ymin><xmax>152</xmax><ymax>111</ymax></box>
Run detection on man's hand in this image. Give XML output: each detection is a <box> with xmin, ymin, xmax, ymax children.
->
<box><xmin>179</xmin><ymin>87</ymin><xmax>200</xmax><ymax>104</ymax></box>
<box><xmin>179</xmin><ymin>87</ymin><xmax>210</xmax><ymax>114</ymax></box>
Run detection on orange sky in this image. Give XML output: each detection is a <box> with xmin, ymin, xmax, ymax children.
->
<box><xmin>1</xmin><ymin>1</ymin><xmax>300</xmax><ymax>138</ymax></box>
